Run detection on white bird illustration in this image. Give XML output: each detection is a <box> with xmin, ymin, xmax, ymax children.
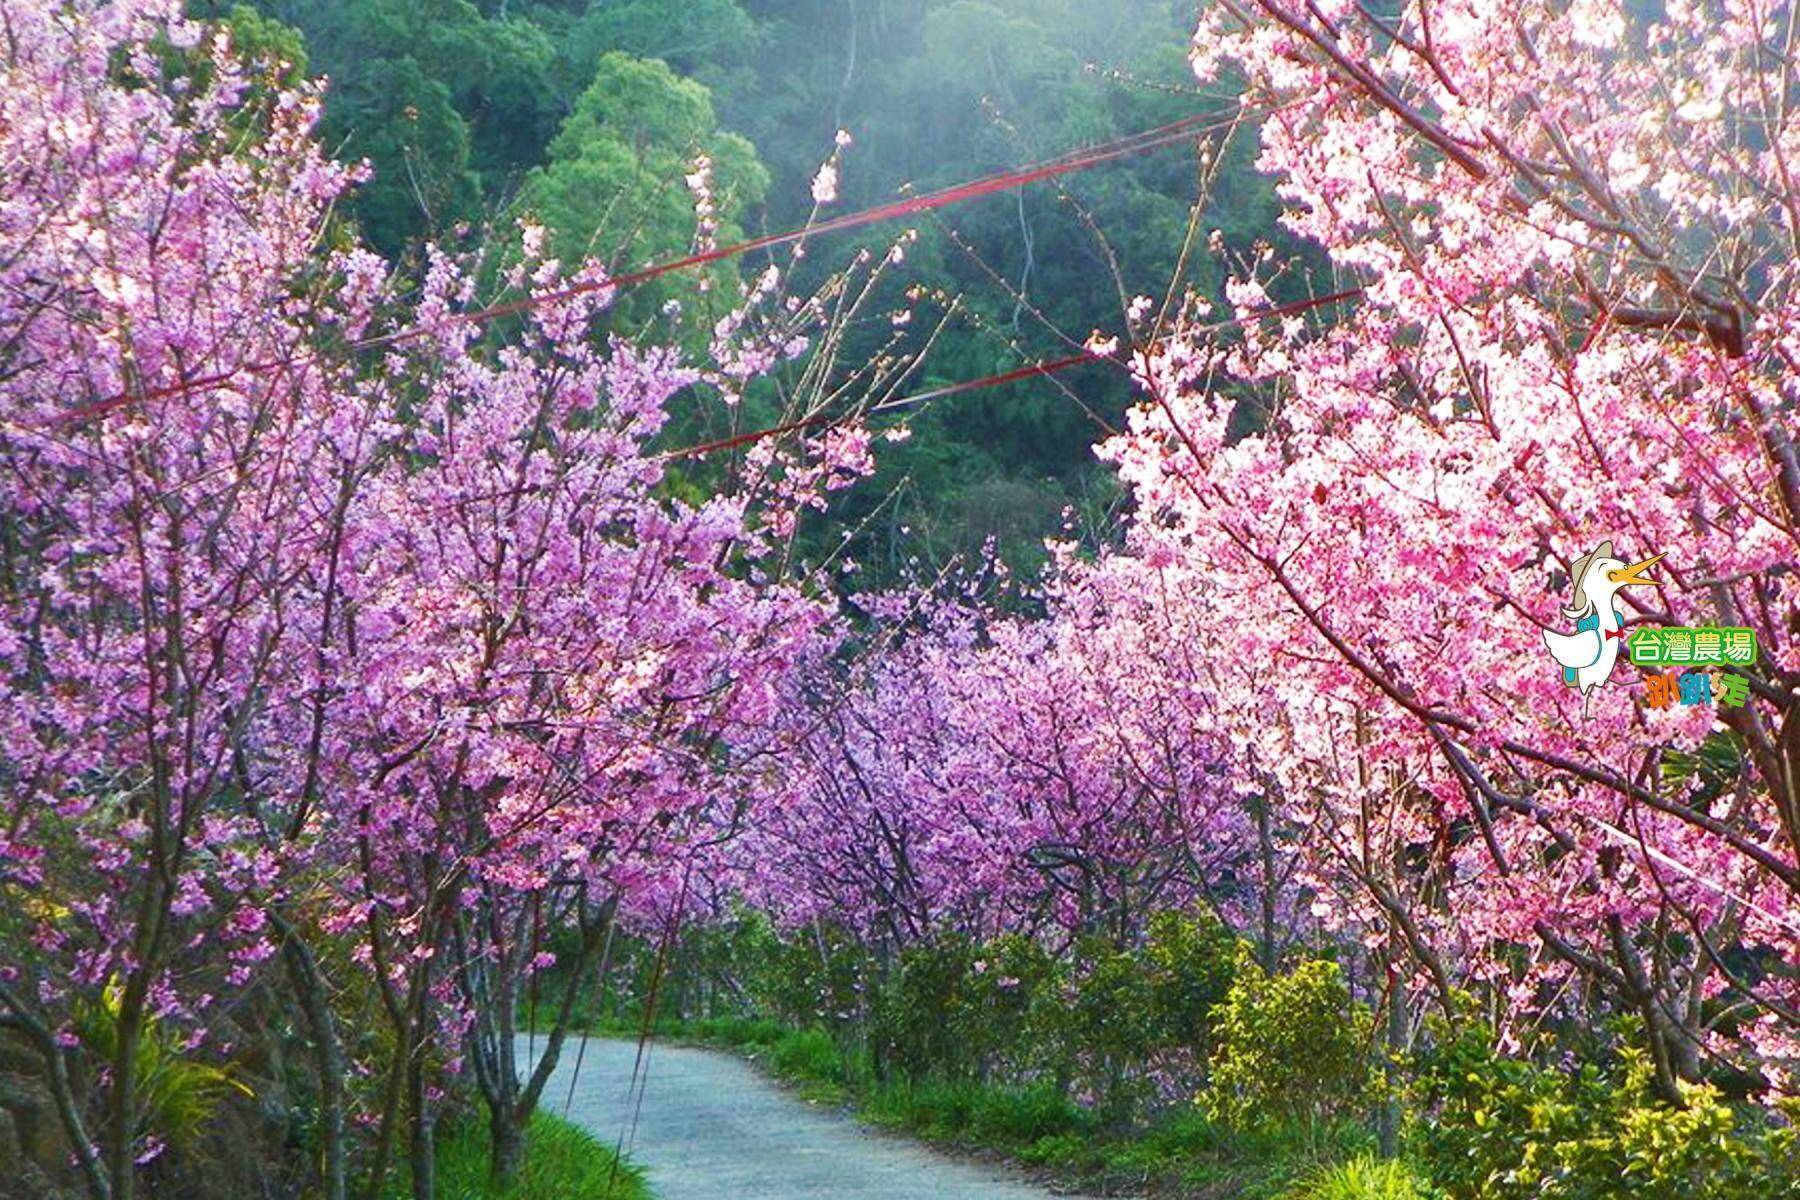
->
<box><xmin>1541</xmin><ymin>540</ymin><xmax>1663</xmax><ymax>718</ymax></box>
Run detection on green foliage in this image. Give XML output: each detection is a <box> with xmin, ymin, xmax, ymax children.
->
<box><xmin>1059</xmin><ymin>912</ymin><xmax>1237</xmax><ymax>1071</ymax></box>
<box><xmin>217</xmin><ymin>0</ymin><xmax>563</xmax><ymax>252</ymax></box>
<box><xmin>755</xmin><ymin>921</ymin><xmax>873</xmax><ymax>1033</ymax></box>
<box><xmin>1659</xmin><ymin>728</ymin><xmax>1748</xmax><ymax>807</ymax></box>
<box><xmin>1202</xmin><ymin>951</ymin><xmax>1375</xmax><ymax>1134</ymax></box>
<box><xmin>217</xmin><ymin>4</ymin><xmax>308</xmax><ymax>84</ymax></box>
<box><xmin>519</xmin><ymin>0</ymin><xmax>764</xmax><ymax>95</ymax></box>
<box><xmin>1283</xmin><ymin>1155</ymin><xmax>1445</xmax><ymax>1200</ymax></box>
<box><xmin>1015</xmin><ymin>1102</ymin><xmax>1373</xmax><ymax>1198</ymax></box>
<box><xmin>563</xmin><ymin>914</ymin><xmax>1800</xmax><ymax>1200</ymax></box>
<box><xmin>854</xmin><ymin>913</ymin><xmax>1239</xmax><ymax>1122</ymax></box>
<box><xmin>955</xmin><ymin>932</ymin><xmax>1063</xmax><ymax>1073</ymax></box>
<box><xmin>767</xmin><ymin>1027</ymin><xmax>846</xmax><ymax>1083</ymax></box>
<box><xmin>333</xmin><ymin>55</ymin><xmax>481</xmax><ymax>253</ymax></box>
<box><xmin>521</xmin><ymin>51</ymin><xmax>767</xmax><ymax>324</ymax></box>
<box><xmin>215</xmin><ymin>0</ymin><xmax>1302</xmax><ymax>586</ymax></box>
<box><xmin>1143</xmin><ymin>909</ymin><xmax>1241</xmax><ymax>1047</ymax></box>
<box><xmin>394</xmin><ymin>1110</ymin><xmax>648</xmax><ymax>1200</ymax></box>
<box><xmin>75</xmin><ymin>983</ymin><xmax>251</xmax><ymax>1158</ymax></box>
<box><xmin>867</xmin><ymin>1076</ymin><xmax>1084</xmax><ymax>1145</ymax></box>
<box><xmin>870</xmin><ymin>934</ymin><xmax>984</xmax><ymax>1080</ymax></box>
<box><xmin>1412</xmin><ymin>1023</ymin><xmax>1800</xmax><ymax>1200</ymax></box>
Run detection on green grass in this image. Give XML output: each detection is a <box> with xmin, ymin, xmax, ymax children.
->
<box><xmin>1009</xmin><ymin>1103</ymin><xmax>1376</xmax><ymax>1199</ymax></box>
<box><xmin>865</xmin><ymin>1076</ymin><xmax>1084</xmax><ymax>1145</ymax></box>
<box><xmin>1280</xmin><ymin>1153</ymin><xmax>1446</xmax><ymax>1200</ymax></box>
<box><xmin>393</xmin><ymin>1109</ymin><xmax>649</xmax><ymax>1200</ymax></box>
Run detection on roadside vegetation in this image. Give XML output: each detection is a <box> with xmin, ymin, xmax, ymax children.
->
<box><xmin>386</xmin><ymin>1113</ymin><xmax>649</xmax><ymax>1200</ymax></box>
<box><xmin>560</xmin><ymin>914</ymin><xmax>1797</xmax><ymax>1199</ymax></box>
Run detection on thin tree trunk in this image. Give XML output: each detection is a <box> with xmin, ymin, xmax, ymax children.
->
<box><xmin>1377</xmin><ymin>952</ymin><xmax>1405</xmax><ymax>1157</ymax></box>
<box><xmin>408</xmin><ymin>1042</ymin><xmax>435</xmax><ymax>1200</ymax></box>
<box><xmin>1256</xmin><ymin>796</ymin><xmax>1278</xmax><ymax>972</ymax></box>
<box><xmin>362</xmin><ymin>1024</ymin><xmax>410</xmax><ymax>1200</ymax></box>
<box><xmin>0</xmin><ymin>981</ymin><xmax>111</xmax><ymax>1200</ymax></box>
<box><xmin>489</xmin><ymin>1103</ymin><xmax>524</xmax><ymax>1190</ymax></box>
<box><xmin>279</xmin><ymin>919</ymin><xmax>348</xmax><ymax>1200</ymax></box>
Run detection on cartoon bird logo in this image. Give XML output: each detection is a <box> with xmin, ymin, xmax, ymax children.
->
<box><xmin>1542</xmin><ymin>540</ymin><xmax>1663</xmax><ymax>717</ymax></box>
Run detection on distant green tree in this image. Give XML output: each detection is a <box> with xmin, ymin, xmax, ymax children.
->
<box><xmin>518</xmin><ymin>0</ymin><xmax>764</xmax><ymax>99</ymax></box>
<box><xmin>328</xmin><ymin>56</ymin><xmax>481</xmax><ymax>255</ymax></box>
<box><xmin>519</xmin><ymin>52</ymin><xmax>769</xmax><ymax>324</ymax></box>
<box><xmin>213</xmin><ymin>0</ymin><xmax>560</xmax><ymax>253</ymax></box>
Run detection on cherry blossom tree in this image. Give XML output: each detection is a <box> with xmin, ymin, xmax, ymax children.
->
<box><xmin>0</xmin><ymin>7</ymin><xmax>866</xmax><ymax>1198</ymax></box>
<box><xmin>744</xmin><ymin>560</ymin><xmax>1268</xmax><ymax>955</ymax></box>
<box><xmin>310</xmin><ymin>234</ymin><xmax>859</xmax><ymax>1194</ymax></box>
<box><xmin>1087</xmin><ymin>0</ymin><xmax>1800</xmax><ymax>1100</ymax></box>
<box><xmin>0</xmin><ymin>4</ymin><xmax>386</xmax><ymax>1196</ymax></box>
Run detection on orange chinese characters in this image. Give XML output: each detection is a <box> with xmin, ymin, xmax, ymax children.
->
<box><xmin>1643</xmin><ymin>673</ymin><xmax>1678</xmax><ymax>709</ymax></box>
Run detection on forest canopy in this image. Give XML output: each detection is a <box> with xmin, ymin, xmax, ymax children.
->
<box><xmin>195</xmin><ymin>0</ymin><xmax>1287</xmax><ymax>582</ymax></box>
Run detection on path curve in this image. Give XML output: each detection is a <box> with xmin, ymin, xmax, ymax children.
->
<box><xmin>520</xmin><ymin>1034</ymin><xmax>1083</xmax><ymax>1199</ymax></box>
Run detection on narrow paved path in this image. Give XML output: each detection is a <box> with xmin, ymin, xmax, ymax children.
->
<box><xmin>519</xmin><ymin>1034</ymin><xmax>1082</xmax><ymax>1199</ymax></box>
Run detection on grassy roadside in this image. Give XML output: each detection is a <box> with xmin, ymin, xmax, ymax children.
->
<box><xmin>387</xmin><ymin>1109</ymin><xmax>651</xmax><ymax>1200</ymax></box>
<box><xmin>578</xmin><ymin>1015</ymin><xmax>1439</xmax><ymax>1199</ymax></box>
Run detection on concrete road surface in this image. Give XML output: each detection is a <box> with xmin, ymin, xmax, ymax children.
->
<box><xmin>519</xmin><ymin>1034</ymin><xmax>1083</xmax><ymax>1199</ymax></box>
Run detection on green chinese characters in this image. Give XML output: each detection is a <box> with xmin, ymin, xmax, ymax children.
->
<box><xmin>1628</xmin><ymin>625</ymin><xmax>1757</xmax><ymax>667</ymax></box>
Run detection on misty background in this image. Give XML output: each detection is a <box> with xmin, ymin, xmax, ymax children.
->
<box><xmin>193</xmin><ymin>0</ymin><xmax>1306</xmax><ymax>585</ymax></box>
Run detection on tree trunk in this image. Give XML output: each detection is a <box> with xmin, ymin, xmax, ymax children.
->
<box><xmin>408</xmin><ymin>1032</ymin><xmax>435</xmax><ymax>1200</ymax></box>
<box><xmin>105</xmin><ymin>983</ymin><xmax>147</xmax><ymax>1200</ymax></box>
<box><xmin>490</xmin><ymin>1104</ymin><xmax>525</xmax><ymax>1191</ymax></box>
<box><xmin>362</xmin><ymin>985</ymin><xmax>417</xmax><ymax>1200</ymax></box>
<box><xmin>1377</xmin><ymin>954</ymin><xmax>1405</xmax><ymax>1157</ymax></box>
<box><xmin>279</xmin><ymin>920</ymin><xmax>347</xmax><ymax>1200</ymax></box>
<box><xmin>1256</xmin><ymin>796</ymin><xmax>1278</xmax><ymax>972</ymax></box>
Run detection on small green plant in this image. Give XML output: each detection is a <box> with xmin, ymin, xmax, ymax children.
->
<box><xmin>867</xmin><ymin>1076</ymin><xmax>1084</xmax><ymax>1145</ymax></box>
<box><xmin>1282</xmin><ymin>1154</ymin><xmax>1443</xmax><ymax>1200</ymax></box>
<box><xmin>75</xmin><ymin>981</ymin><xmax>251</xmax><ymax>1161</ymax></box>
<box><xmin>767</xmin><ymin>1026</ymin><xmax>846</xmax><ymax>1082</ymax></box>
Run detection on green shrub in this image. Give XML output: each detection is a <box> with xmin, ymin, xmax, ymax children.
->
<box><xmin>759</xmin><ymin>922</ymin><xmax>873</xmax><ymax>1033</ymax></box>
<box><xmin>1020</xmin><ymin>1131</ymin><xmax>1091</xmax><ymax>1168</ymax></box>
<box><xmin>1097</xmin><ymin>1104</ymin><xmax>1372</xmax><ymax>1194</ymax></box>
<box><xmin>1142</xmin><ymin>909</ymin><xmax>1239</xmax><ymax>1051</ymax></box>
<box><xmin>767</xmin><ymin>1027</ymin><xmax>848</xmax><ymax>1083</ymax></box>
<box><xmin>1060</xmin><ymin>935</ymin><xmax>1163</xmax><ymax>1119</ymax></box>
<box><xmin>956</xmin><ymin>932</ymin><xmax>1064</xmax><ymax>1078</ymax></box>
<box><xmin>1015</xmin><ymin>913</ymin><xmax>1240</xmax><ymax>1123</ymax></box>
<box><xmin>967</xmin><ymin>1080</ymin><xmax>1085</xmax><ymax>1143</ymax></box>
<box><xmin>1413</xmin><ymin>1023</ymin><xmax>1800</xmax><ymax>1200</ymax></box>
<box><xmin>865</xmin><ymin>915</ymin><xmax>1234</xmax><ymax>1107</ymax></box>
<box><xmin>867</xmin><ymin>1075</ymin><xmax>1084</xmax><ymax>1146</ymax></box>
<box><xmin>1202</xmin><ymin>951</ymin><xmax>1374</xmax><ymax>1134</ymax></box>
<box><xmin>75</xmin><ymin>983</ymin><xmax>250</xmax><ymax>1159</ymax></box>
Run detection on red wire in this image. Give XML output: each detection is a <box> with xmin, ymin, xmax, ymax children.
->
<box><xmin>660</xmin><ymin>287</ymin><xmax>1363</xmax><ymax>461</ymax></box>
<box><xmin>52</xmin><ymin>107</ymin><xmax>1254</xmax><ymax>428</ymax></box>
<box><xmin>374</xmin><ymin>109</ymin><xmax>1228</xmax><ymax>346</ymax></box>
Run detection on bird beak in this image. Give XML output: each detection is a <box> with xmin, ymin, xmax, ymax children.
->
<box><xmin>1607</xmin><ymin>553</ymin><xmax>1664</xmax><ymax>588</ymax></box>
